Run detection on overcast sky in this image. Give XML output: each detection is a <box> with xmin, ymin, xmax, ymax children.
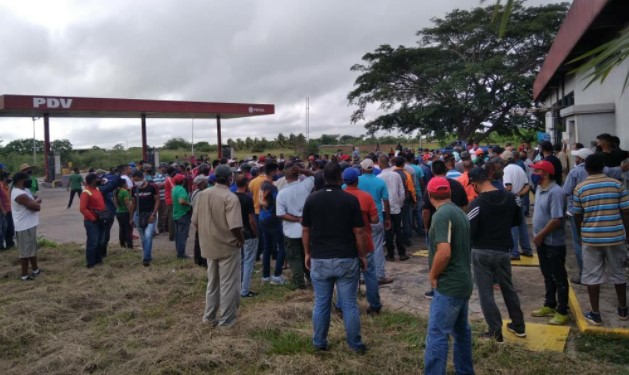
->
<box><xmin>0</xmin><ymin>0</ymin><xmax>563</xmax><ymax>149</ymax></box>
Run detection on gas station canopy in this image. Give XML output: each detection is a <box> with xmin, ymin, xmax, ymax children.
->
<box><xmin>0</xmin><ymin>94</ymin><xmax>275</xmax><ymax>181</ymax></box>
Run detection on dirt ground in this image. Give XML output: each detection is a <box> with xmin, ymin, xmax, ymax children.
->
<box><xmin>30</xmin><ymin>187</ymin><xmax>629</xmax><ymax>329</ymax></box>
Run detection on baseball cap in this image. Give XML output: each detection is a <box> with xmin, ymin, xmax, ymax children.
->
<box><xmin>342</xmin><ymin>167</ymin><xmax>360</xmax><ymax>184</ymax></box>
<box><xmin>258</xmin><ymin>155</ymin><xmax>266</xmax><ymax>163</ymax></box>
<box><xmin>173</xmin><ymin>174</ymin><xmax>186</xmax><ymax>184</ymax></box>
<box><xmin>193</xmin><ymin>175</ymin><xmax>208</xmax><ymax>185</ymax></box>
<box><xmin>500</xmin><ymin>151</ymin><xmax>515</xmax><ymax>161</ymax></box>
<box><xmin>0</xmin><ymin>163</ymin><xmax>5</xmax><ymax>169</ymax></box>
<box><xmin>19</xmin><ymin>163</ymin><xmax>32</xmax><ymax>171</ymax></box>
<box><xmin>427</xmin><ymin>177</ymin><xmax>451</xmax><ymax>194</ymax></box>
<box><xmin>95</xmin><ymin>169</ymin><xmax>107</xmax><ymax>175</ymax></box>
<box><xmin>460</xmin><ymin>151</ymin><xmax>470</xmax><ymax>159</ymax></box>
<box><xmin>531</xmin><ymin>160</ymin><xmax>555</xmax><ymax>176</ymax></box>
<box><xmin>215</xmin><ymin>165</ymin><xmax>232</xmax><ymax>178</ymax></box>
<box><xmin>475</xmin><ymin>149</ymin><xmax>485</xmax><ymax>156</ymax></box>
<box><xmin>360</xmin><ymin>158</ymin><xmax>374</xmax><ymax>170</ymax></box>
<box><xmin>468</xmin><ymin>167</ymin><xmax>489</xmax><ymax>183</ymax></box>
<box><xmin>129</xmin><ymin>162</ymin><xmax>136</xmax><ymax>167</ymax></box>
<box><xmin>571</xmin><ymin>148</ymin><xmax>594</xmax><ymax>160</ymax></box>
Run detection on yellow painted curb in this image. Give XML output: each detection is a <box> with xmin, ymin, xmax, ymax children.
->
<box><xmin>412</xmin><ymin>249</ymin><xmax>429</xmax><ymax>257</ymax></box>
<box><xmin>568</xmin><ymin>283</ymin><xmax>629</xmax><ymax>337</ymax></box>
<box><xmin>511</xmin><ymin>253</ymin><xmax>540</xmax><ymax>267</ymax></box>
<box><xmin>501</xmin><ymin>321</ymin><xmax>570</xmax><ymax>352</ymax></box>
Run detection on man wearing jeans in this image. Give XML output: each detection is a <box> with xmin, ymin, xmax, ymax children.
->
<box><xmin>358</xmin><ymin>157</ymin><xmax>393</xmax><ymax>284</ymax></box>
<box><xmin>276</xmin><ymin>162</ymin><xmax>314</xmax><ymax>290</ymax></box>
<box><xmin>502</xmin><ymin>151</ymin><xmax>533</xmax><ymax>260</ymax></box>
<box><xmin>530</xmin><ymin>161</ymin><xmax>569</xmax><ymax>326</ymax></box>
<box><xmin>235</xmin><ymin>175</ymin><xmax>258</xmax><ymax>297</ymax></box>
<box><xmin>302</xmin><ymin>162</ymin><xmax>368</xmax><ymax>354</ymax></box>
<box><xmin>425</xmin><ymin>177</ymin><xmax>473</xmax><ymax>375</ymax></box>
<box><xmin>130</xmin><ymin>170</ymin><xmax>160</xmax><ymax>267</ymax></box>
<box><xmin>80</xmin><ymin>173</ymin><xmax>106</xmax><ymax>268</ymax></box>
<box><xmin>467</xmin><ymin>167</ymin><xmax>526</xmax><ymax>342</ymax></box>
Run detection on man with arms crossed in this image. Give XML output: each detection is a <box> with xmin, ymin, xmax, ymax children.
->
<box><xmin>11</xmin><ymin>172</ymin><xmax>42</xmax><ymax>281</ymax></box>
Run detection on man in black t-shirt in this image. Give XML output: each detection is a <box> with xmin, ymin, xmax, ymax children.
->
<box><xmin>302</xmin><ymin>162</ymin><xmax>367</xmax><ymax>354</ymax></box>
<box><xmin>235</xmin><ymin>175</ymin><xmax>259</xmax><ymax>297</ymax></box>
<box><xmin>466</xmin><ymin>167</ymin><xmax>526</xmax><ymax>342</ymax></box>
<box><xmin>259</xmin><ymin>162</ymin><xmax>286</xmax><ymax>285</ymax></box>
<box><xmin>130</xmin><ymin>170</ymin><xmax>160</xmax><ymax>266</ymax></box>
<box><xmin>540</xmin><ymin>141</ymin><xmax>562</xmax><ymax>185</ymax></box>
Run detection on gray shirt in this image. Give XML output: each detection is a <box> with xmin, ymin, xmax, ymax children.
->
<box><xmin>533</xmin><ymin>182</ymin><xmax>566</xmax><ymax>247</ymax></box>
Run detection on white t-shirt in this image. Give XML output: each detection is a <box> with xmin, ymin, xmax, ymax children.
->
<box><xmin>276</xmin><ymin>177</ymin><xmax>315</xmax><ymax>239</ymax></box>
<box><xmin>503</xmin><ymin>164</ymin><xmax>529</xmax><ymax>194</ymax></box>
<box><xmin>11</xmin><ymin>187</ymin><xmax>39</xmax><ymax>231</ymax></box>
<box><xmin>121</xmin><ymin>175</ymin><xmax>133</xmax><ymax>189</ymax></box>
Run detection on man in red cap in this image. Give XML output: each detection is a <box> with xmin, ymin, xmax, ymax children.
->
<box><xmin>530</xmin><ymin>160</ymin><xmax>569</xmax><ymax>325</ymax></box>
<box><xmin>424</xmin><ymin>177</ymin><xmax>473</xmax><ymax>375</ymax></box>
<box><xmin>172</xmin><ymin>174</ymin><xmax>192</xmax><ymax>259</ymax></box>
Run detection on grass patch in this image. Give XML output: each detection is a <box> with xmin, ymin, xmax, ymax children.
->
<box><xmin>251</xmin><ymin>328</ymin><xmax>314</xmax><ymax>355</ymax></box>
<box><xmin>574</xmin><ymin>333</ymin><xmax>629</xmax><ymax>365</ymax></box>
<box><xmin>37</xmin><ymin>236</ymin><xmax>58</xmax><ymax>248</ymax></box>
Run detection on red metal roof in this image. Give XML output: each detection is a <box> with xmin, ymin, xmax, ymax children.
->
<box><xmin>0</xmin><ymin>94</ymin><xmax>275</xmax><ymax>119</ymax></box>
<box><xmin>533</xmin><ymin>0</ymin><xmax>609</xmax><ymax>101</ymax></box>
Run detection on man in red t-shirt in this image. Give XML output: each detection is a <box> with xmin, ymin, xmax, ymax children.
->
<box><xmin>80</xmin><ymin>173</ymin><xmax>107</xmax><ymax>268</ymax></box>
<box><xmin>342</xmin><ymin>168</ymin><xmax>382</xmax><ymax>315</ymax></box>
<box><xmin>164</xmin><ymin>167</ymin><xmax>175</xmax><ymax>241</ymax></box>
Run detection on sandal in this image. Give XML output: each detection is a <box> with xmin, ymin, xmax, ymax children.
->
<box><xmin>241</xmin><ymin>291</ymin><xmax>258</xmax><ymax>298</ymax></box>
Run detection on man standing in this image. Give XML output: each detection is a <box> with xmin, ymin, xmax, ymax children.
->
<box><xmin>392</xmin><ymin>156</ymin><xmax>416</xmax><ymax>247</ymax></box>
<box><xmin>539</xmin><ymin>141</ymin><xmax>563</xmax><ymax>185</ymax></box>
<box><xmin>467</xmin><ymin>168</ymin><xmax>526</xmax><ymax>342</ymax></box>
<box><xmin>67</xmin><ymin>168</ymin><xmax>84</xmax><ymax>209</ymax></box>
<box><xmin>502</xmin><ymin>151</ymin><xmax>533</xmax><ymax>260</ymax></box>
<box><xmin>530</xmin><ymin>160</ymin><xmax>570</xmax><ymax>325</ymax></box>
<box><xmin>259</xmin><ymin>161</ymin><xmax>286</xmax><ymax>284</ymax></box>
<box><xmin>424</xmin><ymin>177</ymin><xmax>473</xmax><ymax>375</ymax></box>
<box><xmin>152</xmin><ymin>163</ymin><xmax>169</xmax><ymax>235</ymax></box>
<box><xmin>191</xmin><ymin>175</ymin><xmax>210</xmax><ymax>267</ymax></box>
<box><xmin>129</xmin><ymin>170</ymin><xmax>160</xmax><ymax>266</ymax></box>
<box><xmin>302</xmin><ymin>162</ymin><xmax>367</xmax><ymax>353</ymax></box>
<box><xmin>234</xmin><ymin>175</ymin><xmax>258</xmax><ymax>298</ymax></box>
<box><xmin>377</xmin><ymin>155</ymin><xmax>407</xmax><ymax>261</ymax></box>
<box><xmin>11</xmin><ymin>172</ymin><xmax>42</xmax><ymax>281</ymax></box>
<box><xmin>343</xmin><ymin>167</ymin><xmax>382</xmax><ymax>315</ymax></box>
<box><xmin>358</xmin><ymin>158</ymin><xmax>393</xmax><ymax>284</ymax></box>
<box><xmin>562</xmin><ymin>147</ymin><xmax>594</xmax><ymax>283</ymax></box>
<box><xmin>276</xmin><ymin>162</ymin><xmax>315</xmax><ymax>290</ymax></box>
<box><xmin>193</xmin><ymin>165</ymin><xmax>244</xmax><ymax>327</ymax></box>
<box><xmin>172</xmin><ymin>174</ymin><xmax>192</xmax><ymax>259</ymax></box>
<box><xmin>80</xmin><ymin>173</ymin><xmax>107</xmax><ymax>268</ymax></box>
<box><xmin>19</xmin><ymin>164</ymin><xmax>39</xmax><ymax>196</ymax></box>
<box><xmin>573</xmin><ymin>154</ymin><xmax>629</xmax><ymax>325</ymax></box>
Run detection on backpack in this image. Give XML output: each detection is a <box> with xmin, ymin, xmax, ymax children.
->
<box><xmin>393</xmin><ymin>169</ymin><xmax>413</xmax><ymax>204</ymax></box>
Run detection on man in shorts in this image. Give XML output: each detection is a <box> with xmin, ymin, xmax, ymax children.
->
<box><xmin>11</xmin><ymin>172</ymin><xmax>42</xmax><ymax>281</ymax></box>
<box><xmin>573</xmin><ymin>154</ymin><xmax>629</xmax><ymax>325</ymax></box>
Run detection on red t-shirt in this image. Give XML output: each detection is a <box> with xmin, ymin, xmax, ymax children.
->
<box><xmin>80</xmin><ymin>186</ymin><xmax>106</xmax><ymax>221</ymax></box>
<box><xmin>344</xmin><ymin>186</ymin><xmax>378</xmax><ymax>253</ymax></box>
<box><xmin>164</xmin><ymin>176</ymin><xmax>174</xmax><ymax>205</ymax></box>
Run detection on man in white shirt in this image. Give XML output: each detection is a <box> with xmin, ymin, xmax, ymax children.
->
<box><xmin>377</xmin><ymin>155</ymin><xmax>408</xmax><ymax>261</ymax></box>
<box><xmin>11</xmin><ymin>172</ymin><xmax>42</xmax><ymax>281</ymax></box>
<box><xmin>276</xmin><ymin>162</ymin><xmax>315</xmax><ymax>289</ymax></box>
<box><xmin>501</xmin><ymin>151</ymin><xmax>533</xmax><ymax>260</ymax></box>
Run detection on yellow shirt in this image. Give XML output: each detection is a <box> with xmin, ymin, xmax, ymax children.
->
<box><xmin>248</xmin><ymin>175</ymin><xmax>266</xmax><ymax>214</ymax></box>
<box><xmin>192</xmin><ymin>184</ymin><xmax>242</xmax><ymax>259</ymax></box>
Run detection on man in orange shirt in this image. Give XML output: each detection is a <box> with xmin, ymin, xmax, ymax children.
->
<box><xmin>80</xmin><ymin>173</ymin><xmax>107</xmax><ymax>268</ymax></box>
<box><xmin>248</xmin><ymin>162</ymin><xmax>267</xmax><ymax>260</ymax></box>
<box><xmin>457</xmin><ymin>160</ymin><xmax>478</xmax><ymax>204</ymax></box>
<box><xmin>342</xmin><ymin>168</ymin><xmax>382</xmax><ymax>315</ymax></box>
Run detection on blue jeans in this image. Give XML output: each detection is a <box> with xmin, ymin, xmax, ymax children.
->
<box><xmin>311</xmin><ymin>258</ymin><xmax>364</xmax><ymax>351</ymax></box>
<box><xmin>522</xmin><ymin>192</ymin><xmax>530</xmax><ymax>216</ymax></box>
<box><xmin>511</xmin><ymin>205</ymin><xmax>532</xmax><ymax>257</ymax></box>
<box><xmin>84</xmin><ymin>220</ymin><xmax>105</xmax><ymax>266</ymax></box>
<box><xmin>134</xmin><ymin>213</ymin><xmax>156</xmax><ymax>263</ymax></box>
<box><xmin>568</xmin><ymin>214</ymin><xmax>583</xmax><ymax>276</ymax></box>
<box><xmin>260</xmin><ymin>221</ymin><xmax>285</xmax><ymax>278</ymax></box>
<box><xmin>241</xmin><ymin>238</ymin><xmax>259</xmax><ymax>296</ymax></box>
<box><xmin>425</xmin><ymin>290</ymin><xmax>474</xmax><ymax>375</ymax></box>
<box><xmin>174</xmin><ymin>211</ymin><xmax>191</xmax><ymax>258</ymax></box>
<box><xmin>337</xmin><ymin>252</ymin><xmax>382</xmax><ymax>311</ymax></box>
<box><xmin>401</xmin><ymin>202</ymin><xmax>413</xmax><ymax>241</ymax></box>
<box><xmin>371</xmin><ymin>222</ymin><xmax>386</xmax><ymax>280</ymax></box>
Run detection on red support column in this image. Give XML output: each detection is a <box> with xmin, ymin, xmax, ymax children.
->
<box><xmin>43</xmin><ymin>114</ymin><xmax>52</xmax><ymax>182</ymax></box>
<box><xmin>216</xmin><ymin>114</ymin><xmax>222</xmax><ymax>159</ymax></box>
<box><xmin>141</xmin><ymin>114</ymin><xmax>148</xmax><ymax>162</ymax></box>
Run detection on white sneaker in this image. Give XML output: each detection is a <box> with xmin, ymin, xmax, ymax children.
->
<box><xmin>261</xmin><ymin>277</ymin><xmax>271</xmax><ymax>283</ymax></box>
<box><xmin>270</xmin><ymin>275</ymin><xmax>285</xmax><ymax>285</ymax></box>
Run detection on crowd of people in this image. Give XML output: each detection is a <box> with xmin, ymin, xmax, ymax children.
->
<box><xmin>2</xmin><ymin>133</ymin><xmax>629</xmax><ymax>374</ymax></box>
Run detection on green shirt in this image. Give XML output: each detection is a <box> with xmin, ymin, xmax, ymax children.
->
<box><xmin>29</xmin><ymin>176</ymin><xmax>39</xmax><ymax>195</ymax></box>
<box><xmin>172</xmin><ymin>185</ymin><xmax>191</xmax><ymax>220</ymax></box>
<box><xmin>69</xmin><ymin>173</ymin><xmax>83</xmax><ymax>190</ymax></box>
<box><xmin>116</xmin><ymin>189</ymin><xmax>130</xmax><ymax>213</ymax></box>
<box><xmin>428</xmin><ymin>202</ymin><xmax>472</xmax><ymax>299</ymax></box>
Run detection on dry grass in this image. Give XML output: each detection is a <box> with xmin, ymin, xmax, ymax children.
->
<box><xmin>1</xmin><ymin>244</ymin><xmax>628</xmax><ymax>375</ymax></box>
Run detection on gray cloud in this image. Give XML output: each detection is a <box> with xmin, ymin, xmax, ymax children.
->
<box><xmin>0</xmin><ymin>0</ymin><xmax>559</xmax><ymax>150</ymax></box>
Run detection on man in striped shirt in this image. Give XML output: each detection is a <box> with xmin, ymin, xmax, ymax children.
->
<box><xmin>573</xmin><ymin>154</ymin><xmax>629</xmax><ymax>325</ymax></box>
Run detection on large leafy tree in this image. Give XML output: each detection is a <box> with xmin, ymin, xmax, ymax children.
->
<box><xmin>348</xmin><ymin>1</ymin><xmax>568</xmax><ymax>142</ymax></box>
<box><xmin>163</xmin><ymin>137</ymin><xmax>192</xmax><ymax>150</ymax></box>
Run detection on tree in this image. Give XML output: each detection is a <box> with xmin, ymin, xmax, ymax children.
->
<box><xmin>318</xmin><ymin>134</ymin><xmax>340</xmax><ymax>145</ymax></box>
<box><xmin>348</xmin><ymin>2</ymin><xmax>568</xmax><ymax>143</ymax></box>
<box><xmin>51</xmin><ymin>139</ymin><xmax>73</xmax><ymax>158</ymax></box>
<box><xmin>163</xmin><ymin>137</ymin><xmax>192</xmax><ymax>150</ymax></box>
<box><xmin>194</xmin><ymin>141</ymin><xmax>212</xmax><ymax>152</ymax></box>
<box><xmin>275</xmin><ymin>133</ymin><xmax>288</xmax><ymax>149</ymax></box>
<box><xmin>112</xmin><ymin>143</ymin><xmax>125</xmax><ymax>151</ymax></box>
<box><xmin>2</xmin><ymin>138</ymin><xmax>44</xmax><ymax>154</ymax></box>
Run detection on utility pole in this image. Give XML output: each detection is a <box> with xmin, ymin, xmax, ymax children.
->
<box><xmin>305</xmin><ymin>97</ymin><xmax>310</xmax><ymax>143</ymax></box>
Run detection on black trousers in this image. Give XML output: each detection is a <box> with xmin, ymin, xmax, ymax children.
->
<box><xmin>194</xmin><ymin>231</ymin><xmax>207</xmax><ymax>267</ymax></box>
<box><xmin>67</xmin><ymin>189</ymin><xmax>82</xmax><ymax>208</ymax></box>
<box><xmin>116</xmin><ymin>212</ymin><xmax>133</xmax><ymax>248</ymax></box>
<box><xmin>385</xmin><ymin>213</ymin><xmax>406</xmax><ymax>257</ymax></box>
<box><xmin>100</xmin><ymin>216</ymin><xmax>115</xmax><ymax>257</ymax></box>
<box><xmin>4</xmin><ymin>212</ymin><xmax>14</xmax><ymax>248</ymax></box>
<box><xmin>538</xmin><ymin>244</ymin><xmax>569</xmax><ymax>315</ymax></box>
